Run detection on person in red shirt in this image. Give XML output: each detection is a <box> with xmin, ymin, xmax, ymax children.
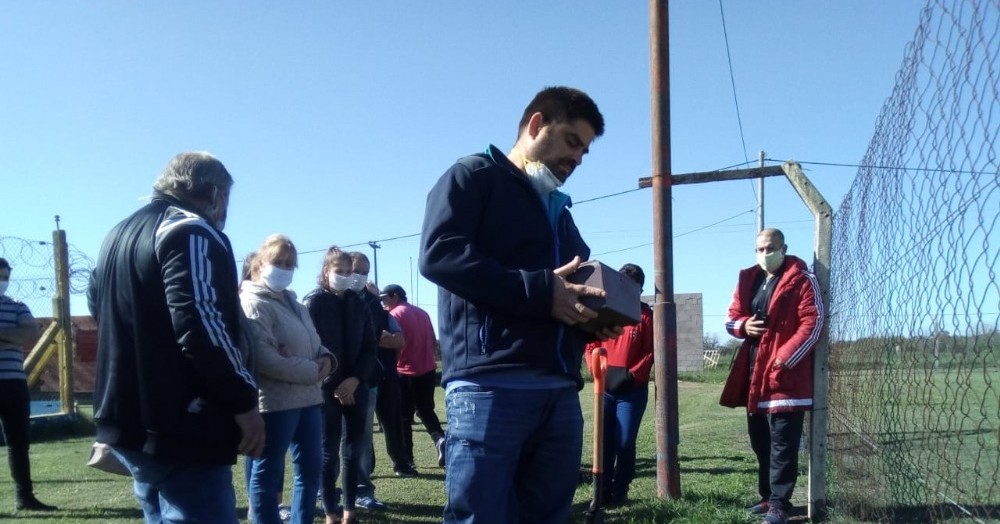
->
<box><xmin>584</xmin><ymin>263</ymin><xmax>653</xmax><ymax>506</ymax></box>
<box><xmin>381</xmin><ymin>284</ymin><xmax>446</xmax><ymax>474</ymax></box>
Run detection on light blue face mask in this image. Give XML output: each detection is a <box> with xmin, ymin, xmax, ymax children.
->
<box><xmin>523</xmin><ymin>159</ymin><xmax>563</xmax><ymax>194</ymax></box>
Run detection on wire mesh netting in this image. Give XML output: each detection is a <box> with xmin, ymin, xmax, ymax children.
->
<box><xmin>0</xmin><ymin>235</ymin><xmax>95</xmax><ymax>408</ymax></box>
<box><xmin>827</xmin><ymin>0</ymin><xmax>999</xmax><ymax>521</ymax></box>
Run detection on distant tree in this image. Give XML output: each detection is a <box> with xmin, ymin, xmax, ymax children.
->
<box><xmin>721</xmin><ymin>338</ymin><xmax>742</xmax><ymax>356</ymax></box>
<box><xmin>703</xmin><ymin>333</ymin><xmax>720</xmax><ymax>352</ymax></box>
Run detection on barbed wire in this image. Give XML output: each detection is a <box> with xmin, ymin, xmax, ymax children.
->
<box><xmin>0</xmin><ymin>235</ymin><xmax>96</xmax><ymax>306</ymax></box>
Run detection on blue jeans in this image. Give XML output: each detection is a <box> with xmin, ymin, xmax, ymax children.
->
<box><xmin>111</xmin><ymin>447</ymin><xmax>238</xmax><ymax>524</ymax></box>
<box><xmin>601</xmin><ymin>385</ymin><xmax>649</xmax><ymax>499</ymax></box>
<box><xmin>443</xmin><ymin>385</ymin><xmax>583</xmax><ymax>524</ymax></box>
<box><xmin>249</xmin><ymin>405</ymin><xmax>323</xmax><ymax>524</ymax></box>
<box><xmin>354</xmin><ymin>387</ymin><xmax>378</xmax><ymax>499</ymax></box>
<box><xmin>321</xmin><ymin>382</ymin><xmax>370</xmax><ymax>515</ymax></box>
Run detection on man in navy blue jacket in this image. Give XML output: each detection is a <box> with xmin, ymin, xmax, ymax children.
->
<box><xmin>419</xmin><ymin>86</ymin><xmax>617</xmax><ymax>524</ymax></box>
<box><xmin>89</xmin><ymin>152</ymin><xmax>264</xmax><ymax>523</ymax></box>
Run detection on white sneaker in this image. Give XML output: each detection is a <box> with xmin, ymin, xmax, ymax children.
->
<box><xmin>436</xmin><ymin>437</ymin><xmax>446</xmax><ymax>468</ymax></box>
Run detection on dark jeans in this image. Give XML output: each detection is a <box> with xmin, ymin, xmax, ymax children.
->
<box><xmin>601</xmin><ymin>385</ymin><xmax>649</xmax><ymax>500</ymax></box>
<box><xmin>0</xmin><ymin>379</ymin><xmax>33</xmax><ymax>499</ymax></box>
<box><xmin>321</xmin><ymin>383</ymin><xmax>370</xmax><ymax>514</ymax></box>
<box><xmin>747</xmin><ymin>411</ymin><xmax>805</xmax><ymax>511</ymax></box>
<box><xmin>374</xmin><ymin>373</ymin><xmax>409</xmax><ymax>469</ymax></box>
<box><xmin>399</xmin><ymin>371</ymin><xmax>444</xmax><ymax>463</ymax></box>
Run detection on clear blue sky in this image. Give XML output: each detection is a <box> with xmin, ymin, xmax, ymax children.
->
<box><xmin>1</xmin><ymin>2</ymin><xmax>925</xmax><ymax>338</ymax></box>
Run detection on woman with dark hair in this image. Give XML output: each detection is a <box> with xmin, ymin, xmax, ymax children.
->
<box><xmin>240</xmin><ymin>235</ymin><xmax>334</xmax><ymax>524</ymax></box>
<box><xmin>304</xmin><ymin>246</ymin><xmax>377</xmax><ymax>524</ymax></box>
<box><xmin>584</xmin><ymin>263</ymin><xmax>654</xmax><ymax>507</ymax></box>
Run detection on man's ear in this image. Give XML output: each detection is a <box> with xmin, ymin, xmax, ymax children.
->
<box><xmin>526</xmin><ymin>112</ymin><xmax>546</xmax><ymax>139</ymax></box>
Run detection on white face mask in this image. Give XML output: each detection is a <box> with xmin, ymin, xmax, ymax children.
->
<box><xmin>523</xmin><ymin>159</ymin><xmax>563</xmax><ymax>195</ymax></box>
<box><xmin>261</xmin><ymin>264</ymin><xmax>294</xmax><ymax>292</ymax></box>
<box><xmin>204</xmin><ymin>186</ymin><xmax>228</xmax><ymax>231</ymax></box>
<box><xmin>757</xmin><ymin>250</ymin><xmax>785</xmax><ymax>273</ymax></box>
<box><xmin>0</xmin><ymin>281</ymin><xmax>8</xmax><ymax>296</ymax></box>
<box><xmin>328</xmin><ymin>273</ymin><xmax>352</xmax><ymax>293</ymax></box>
<box><xmin>348</xmin><ymin>273</ymin><xmax>367</xmax><ymax>293</ymax></box>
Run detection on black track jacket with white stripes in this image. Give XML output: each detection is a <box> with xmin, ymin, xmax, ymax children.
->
<box><xmin>88</xmin><ymin>194</ymin><xmax>258</xmax><ymax>465</ymax></box>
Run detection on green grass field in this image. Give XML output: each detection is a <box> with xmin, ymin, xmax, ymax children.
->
<box><xmin>8</xmin><ymin>368</ymin><xmax>982</xmax><ymax>523</ymax></box>
<box><xmin>827</xmin><ymin>365</ymin><xmax>999</xmax><ymax>523</ymax></box>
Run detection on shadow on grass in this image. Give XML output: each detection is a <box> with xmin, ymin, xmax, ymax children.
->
<box><xmin>27</xmin><ymin>412</ymin><xmax>96</xmax><ymax>443</ymax></box>
<box><xmin>631</xmin><ymin>456</ymin><xmax>757</xmax><ymax>478</ymax></box>
<box><xmin>349</xmin><ymin>501</ymin><xmax>447</xmax><ymax>523</ymax></box>
<box><xmin>0</xmin><ymin>507</ymin><xmax>145</xmax><ymax>520</ymax></box>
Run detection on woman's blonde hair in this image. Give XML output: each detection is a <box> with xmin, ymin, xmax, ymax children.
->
<box><xmin>250</xmin><ymin>234</ymin><xmax>298</xmax><ymax>280</ymax></box>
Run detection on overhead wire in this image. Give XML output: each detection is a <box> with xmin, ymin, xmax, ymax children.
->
<box><xmin>718</xmin><ymin>0</ymin><xmax>759</xmax><ymax>209</ymax></box>
<box><xmin>294</xmin><ymin>156</ymin><xmax>973</xmax><ymax>257</ymax></box>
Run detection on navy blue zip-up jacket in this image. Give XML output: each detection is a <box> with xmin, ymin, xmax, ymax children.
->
<box><xmin>88</xmin><ymin>194</ymin><xmax>258</xmax><ymax>465</ymax></box>
<box><xmin>419</xmin><ymin>145</ymin><xmax>591</xmax><ymax>389</ymax></box>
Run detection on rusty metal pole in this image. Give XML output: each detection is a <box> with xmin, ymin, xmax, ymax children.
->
<box><xmin>650</xmin><ymin>0</ymin><xmax>680</xmax><ymax>499</ymax></box>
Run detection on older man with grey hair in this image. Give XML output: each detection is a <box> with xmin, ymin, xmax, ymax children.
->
<box><xmin>88</xmin><ymin>152</ymin><xmax>264</xmax><ymax>523</ymax></box>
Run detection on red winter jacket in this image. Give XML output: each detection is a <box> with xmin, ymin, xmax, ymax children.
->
<box><xmin>585</xmin><ymin>303</ymin><xmax>654</xmax><ymax>388</ymax></box>
<box><xmin>720</xmin><ymin>255</ymin><xmax>824</xmax><ymax>414</ymax></box>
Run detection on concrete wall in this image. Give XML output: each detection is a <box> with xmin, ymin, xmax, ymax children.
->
<box><xmin>643</xmin><ymin>293</ymin><xmax>704</xmax><ymax>372</ymax></box>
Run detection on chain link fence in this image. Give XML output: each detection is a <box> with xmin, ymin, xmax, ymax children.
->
<box><xmin>827</xmin><ymin>0</ymin><xmax>999</xmax><ymax>521</ymax></box>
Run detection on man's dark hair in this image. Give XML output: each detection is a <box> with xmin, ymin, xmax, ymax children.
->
<box><xmin>0</xmin><ymin>258</ymin><xmax>10</xmax><ymax>271</ymax></box>
<box><xmin>349</xmin><ymin>251</ymin><xmax>370</xmax><ymax>266</ymax></box>
<box><xmin>517</xmin><ymin>86</ymin><xmax>605</xmax><ymax>139</ymax></box>
<box><xmin>619</xmin><ymin>263</ymin><xmax>644</xmax><ymax>288</ymax></box>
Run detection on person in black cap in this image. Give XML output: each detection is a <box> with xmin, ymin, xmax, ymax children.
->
<box><xmin>380</xmin><ymin>284</ymin><xmax>446</xmax><ymax>474</ymax></box>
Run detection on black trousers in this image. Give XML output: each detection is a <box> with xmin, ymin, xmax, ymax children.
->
<box><xmin>0</xmin><ymin>379</ymin><xmax>33</xmax><ymax>499</ymax></box>
<box><xmin>374</xmin><ymin>373</ymin><xmax>409</xmax><ymax>469</ymax></box>
<box><xmin>398</xmin><ymin>371</ymin><xmax>444</xmax><ymax>464</ymax></box>
<box><xmin>747</xmin><ymin>411</ymin><xmax>805</xmax><ymax>511</ymax></box>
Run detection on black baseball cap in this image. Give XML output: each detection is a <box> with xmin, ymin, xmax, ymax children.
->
<box><xmin>380</xmin><ymin>284</ymin><xmax>407</xmax><ymax>299</ymax></box>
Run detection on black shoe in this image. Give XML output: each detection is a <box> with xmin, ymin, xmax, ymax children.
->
<box><xmin>393</xmin><ymin>464</ymin><xmax>419</xmax><ymax>477</ymax></box>
<box><xmin>17</xmin><ymin>496</ymin><xmax>57</xmax><ymax>511</ymax></box>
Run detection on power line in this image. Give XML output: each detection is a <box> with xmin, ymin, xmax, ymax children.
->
<box><xmin>574</xmin><ymin>187</ymin><xmax>644</xmax><ymax>204</ymax></box>
<box><xmin>299</xmin><ymin>233</ymin><xmax>420</xmax><ymax>255</ymax></box>
<box><xmin>592</xmin><ymin>207</ymin><xmax>755</xmax><ymax>256</ymax></box>
<box><xmin>717</xmin><ymin>0</ymin><xmax>759</xmax><ymax>212</ymax></box>
<box><xmin>718</xmin><ymin>0</ymin><xmax>749</xmax><ymax>166</ymax></box>
<box><xmin>770</xmin><ymin>158</ymin><xmax>998</xmax><ymax>176</ymax></box>
<box><xmin>296</xmin><ymin>155</ymin><xmax>973</xmax><ymax>257</ymax></box>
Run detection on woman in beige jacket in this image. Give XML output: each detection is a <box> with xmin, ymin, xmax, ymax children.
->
<box><xmin>241</xmin><ymin>234</ymin><xmax>335</xmax><ymax>524</ymax></box>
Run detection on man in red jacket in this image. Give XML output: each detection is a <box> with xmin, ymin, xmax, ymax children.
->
<box><xmin>720</xmin><ymin>228</ymin><xmax>824</xmax><ymax>524</ymax></box>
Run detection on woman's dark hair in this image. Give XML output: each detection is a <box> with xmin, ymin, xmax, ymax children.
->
<box><xmin>619</xmin><ymin>263</ymin><xmax>645</xmax><ymax>288</ymax></box>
